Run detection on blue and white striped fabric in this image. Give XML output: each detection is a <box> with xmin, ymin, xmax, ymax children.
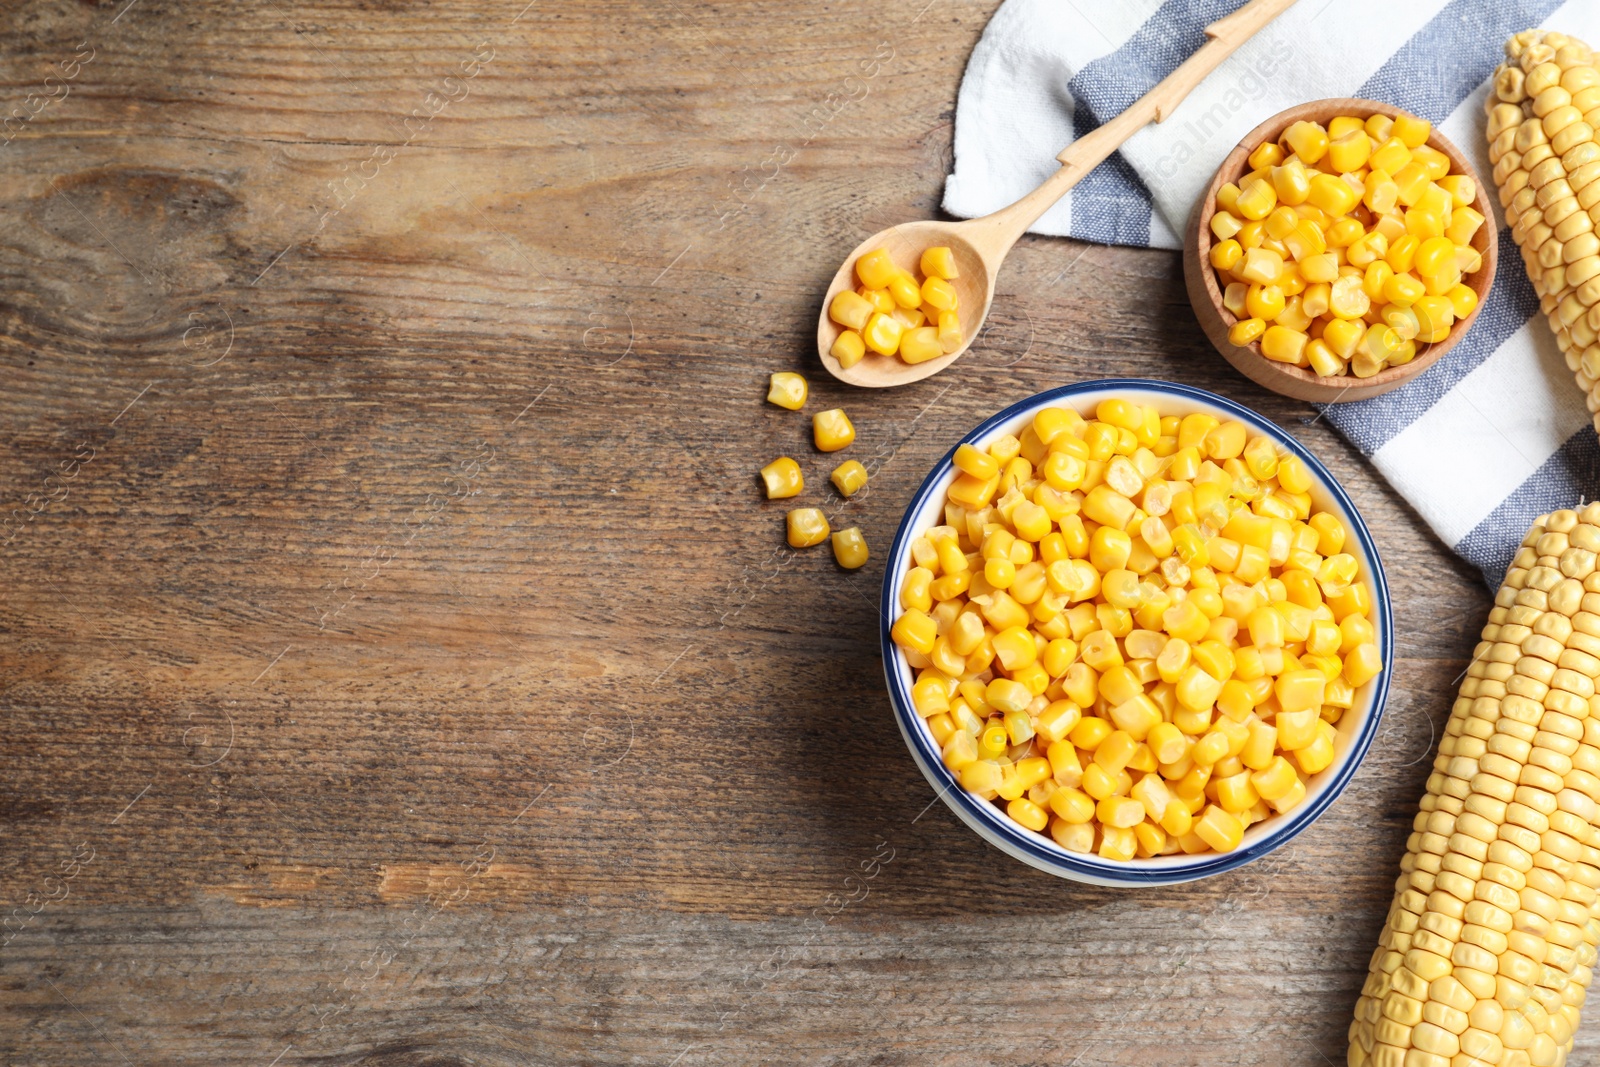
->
<box><xmin>944</xmin><ymin>0</ymin><xmax>1600</xmax><ymax>584</ymax></box>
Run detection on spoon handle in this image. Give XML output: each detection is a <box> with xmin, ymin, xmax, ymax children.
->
<box><xmin>970</xmin><ymin>0</ymin><xmax>1300</xmax><ymax>256</ymax></box>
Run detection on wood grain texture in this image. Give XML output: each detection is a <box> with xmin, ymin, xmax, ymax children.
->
<box><xmin>0</xmin><ymin>1</ymin><xmax>1561</xmax><ymax>1064</ymax></box>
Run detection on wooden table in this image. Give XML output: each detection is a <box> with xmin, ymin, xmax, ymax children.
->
<box><xmin>0</xmin><ymin>1</ymin><xmax>1546</xmax><ymax>1063</ymax></box>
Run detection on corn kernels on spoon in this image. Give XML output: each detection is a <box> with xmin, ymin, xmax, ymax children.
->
<box><xmin>816</xmin><ymin>0</ymin><xmax>1300</xmax><ymax>388</ymax></box>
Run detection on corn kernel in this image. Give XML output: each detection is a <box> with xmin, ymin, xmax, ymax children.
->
<box><xmin>1344</xmin><ymin>641</ymin><xmax>1383</xmax><ymax>686</ymax></box>
<box><xmin>1301</xmin><ymin>252</ymin><xmax>1339</xmax><ymax>283</ymax></box>
<box><xmin>1272</xmin><ymin>158</ymin><xmax>1311</xmax><ymax>206</ymax></box>
<box><xmin>1245</xmin><ymin>283</ymin><xmax>1285</xmax><ymax>321</ymax></box>
<box><xmin>1435</xmin><ymin>173</ymin><xmax>1473</xmax><ymax>207</ymax></box>
<box><xmin>1283</xmin><ymin>219</ymin><xmax>1327</xmax><ymax>262</ymax></box>
<box><xmin>1307</xmin><ymin>173</ymin><xmax>1358</xmax><ymax>215</ymax></box>
<box><xmin>862</xmin><ymin>312</ymin><xmax>903</xmax><ymax>357</ymax></box>
<box><xmin>1235</xmin><ymin>176</ymin><xmax>1278</xmax><ymax>221</ymax></box>
<box><xmin>1445</xmin><ymin>283</ymin><xmax>1477</xmax><ymax>319</ymax></box>
<box><xmin>891</xmin><ymin>305</ymin><xmax>925</xmax><ymax>331</ymax></box>
<box><xmin>1097</xmin><ymin>825</ymin><xmax>1137</xmax><ymax>861</ymax></box>
<box><xmin>855</xmin><ymin>248</ymin><xmax>898</xmax><ymax>289</ymax></box>
<box><xmin>1228</xmin><ymin>317</ymin><xmax>1267</xmax><ymax>346</ymax></box>
<box><xmin>858</xmin><ymin>286</ymin><xmax>894</xmax><ymax>315</ymax></box>
<box><xmin>920</xmin><ymin>276</ymin><xmax>958</xmax><ymax>312</ymax></box>
<box><xmin>1327</xmin><ymin>129</ymin><xmax>1371</xmax><ymax>173</ymax></box>
<box><xmin>1305</xmin><ymin>338</ymin><xmax>1344</xmax><ymax>377</ymax></box>
<box><xmin>920</xmin><ymin>246</ymin><xmax>958</xmax><ymax>280</ymax></box>
<box><xmin>886</xmin><ymin>272</ymin><xmax>921</xmax><ymax>309</ymax></box>
<box><xmin>1248</xmin><ymin>142</ymin><xmax>1284</xmax><ymax>171</ymax></box>
<box><xmin>831</xmin><ymin>527</ymin><xmax>868</xmax><ymax>569</ymax></box>
<box><xmin>829</xmin><ymin>289</ymin><xmax>873</xmax><ymax>331</ymax></box>
<box><xmin>761</xmin><ymin>456</ymin><xmax>803</xmax><ymax>499</ymax></box>
<box><xmin>1261</xmin><ymin>325</ymin><xmax>1309</xmax><ymax>364</ymax></box>
<box><xmin>813</xmin><ymin>409</ymin><xmax>855</xmax><ymax>452</ymax></box>
<box><xmin>936</xmin><ymin>310</ymin><xmax>963</xmax><ymax>354</ymax></box>
<box><xmin>1391</xmin><ymin>112</ymin><xmax>1430</xmax><ymax>149</ymax></box>
<box><xmin>830</xmin><ymin>329</ymin><xmax>866</xmax><ymax>368</ymax></box>
<box><xmin>1329</xmin><ymin>276</ymin><xmax>1371</xmax><ymax>319</ymax></box>
<box><xmin>1194</xmin><ymin>805</ymin><xmax>1244</xmax><ymax>852</ymax></box>
<box><xmin>1443</xmin><ymin>206</ymin><xmax>1483</xmax><ymax>246</ymax></box>
<box><xmin>767</xmin><ymin>372</ymin><xmax>807</xmax><ymax>410</ymax></box>
<box><xmin>1284</xmin><ymin>122</ymin><xmax>1329</xmax><ymax>164</ymax></box>
<box><xmin>1211</xmin><ymin>211</ymin><xmax>1243</xmax><ymax>241</ymax></box>
<box><xmin>1210</xmin><ymin>238</ymin><xmax>1243</xmax><ymax>271</ymax></box>
<box><xmin>1240</xmin><ymin>247</ymin><xmax>1284</xmax><ymax>284</ymax></box>
<box><xmin>831</xmin><ymin>459</ymin><xmax>867</xmax><ymax>498</ymax></box>
<box><xmin>1007</xmin><ymin>796</ymin><xmax>1049</xmax><ymax>832</ymax></box>
<box><xmin>787</xmin><ymin>507</ymin><xmax>830</xmax><ymax>549</ymax></box>
<box><xmin>899</xmin><ymin>326</ymin><xmax>944</xmax><ymax>364</ymax></box>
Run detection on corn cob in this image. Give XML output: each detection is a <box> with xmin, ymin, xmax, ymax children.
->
<box><xmin>1486</xmin><ymin>31</ymin><xmax>1600</xmax><ymax>433</ymax></box>
<box><xmin>1349</xmin><ymin>507</ymin><xmax>1600</xmax><ymax>1067</ymax></box>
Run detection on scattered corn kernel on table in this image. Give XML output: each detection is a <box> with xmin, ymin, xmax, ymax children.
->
<box><xmin>1</xmin><ymin>2</ymin><xmax>1591</xmax><ymax>1064</ymax></box>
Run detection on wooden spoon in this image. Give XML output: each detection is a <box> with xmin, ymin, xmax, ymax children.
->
<box><xmin>817</xmin><ymin>0</ymin><xmax>1301</xmax><ymax>387</ymax></box>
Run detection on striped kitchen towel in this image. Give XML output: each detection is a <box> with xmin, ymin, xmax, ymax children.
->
<box><xmin>944</xmin><ymin>0</ymin><xmax>1600</xmax><ymax>584</ymax></box>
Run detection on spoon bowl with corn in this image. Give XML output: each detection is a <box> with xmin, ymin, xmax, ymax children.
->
<box><xmin>816</xmin><ymin>0</ymin><xmax>1300</xmax><ymax>388</ymax></box>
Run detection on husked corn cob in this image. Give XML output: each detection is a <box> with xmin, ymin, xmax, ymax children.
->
<box><xmin>1486</xmin><ymin>30</ymin><xmax>1600</xmax><ymax>432</ymax></box>
<box><xmin>1349</xmin><ymin>506</ymin><xmax>1600</xmax><ymax>1067</ymax></box>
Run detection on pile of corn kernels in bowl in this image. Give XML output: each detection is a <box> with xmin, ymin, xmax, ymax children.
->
<box><xmin>889</xmin><ymin>396</ymin><xmax>1383</xmax><ymax>861</ymax></box>
<box><xmin>1207</xmin><ymin>110</ymin><xmax>1485</xmax><ymax>379</ymax></box>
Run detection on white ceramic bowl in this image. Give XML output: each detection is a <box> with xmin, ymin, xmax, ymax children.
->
<box><xmin>880</xmin><ymin>379</ymin><xmax>1393</xmax><ymax>886</ymax></box>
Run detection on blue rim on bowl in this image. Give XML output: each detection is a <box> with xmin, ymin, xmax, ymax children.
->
<box><xmin>880</xmin><ymin>379</ymin><xmax>1394</xmax><ymax>886</ymax></box>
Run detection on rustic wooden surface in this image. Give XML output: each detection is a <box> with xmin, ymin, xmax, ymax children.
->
<box><xmin>0</xmin><ymin>2</ymin><xmax>1564</xmax><ymax>1064</ymax></box>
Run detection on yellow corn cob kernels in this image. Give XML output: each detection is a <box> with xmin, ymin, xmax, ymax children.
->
<box><xmin>1260</xmin><ymin>325</ymin><xmax>1309</xmax><ymax>364</ymax></box>
<box><xmin>921</xmin><ymin>277</ymin><xmax>958</xmax><ymax>312</ymax></box>
<box><xmin>1229</xmin><ymin>317</ymin><xmax>1267</xmax><ymax>346</ymax></box>
<box><xmin>862</xmin><ymin>312</ymin><xmax>902</xmax><ymax>357</ymax></box>
<box><xmin>1350</xmin><ymin>502</ymin><xmax>1600</xmax><ymax>1067</ymax></box>
<box><xmin>1486</xmin><ymin>30</ymin><xmax>1600</xmax><ymax>434</ymax></box>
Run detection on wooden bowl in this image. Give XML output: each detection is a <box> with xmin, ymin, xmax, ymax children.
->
<box><xmin>1183</xmin><ymin>98</ymin><xmax>1497</xmax><ymax>403</ymax></box>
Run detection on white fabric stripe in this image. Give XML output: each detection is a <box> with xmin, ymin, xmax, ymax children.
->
<box><xmin>1057</xmin><ymin>0</ymin><xmax>1166</xmax><ymax>67</ymax></box>
<box><xmin>943</xmin><ymin>0</ymin><xmax>1168</xmax><ymax>240</ymax></box>
<box><xmin>1437</xmin><ymin>77</ymin><xmax>1502</xmax><ymax>230</ymax></box>
<box><xmin>1373</xmin><ymin>326</ymin><xmax>1590</xmax><ymax>545</ymax></box>
<box><xmin>944</xmin><ymin>4</ymin><xmax>1081</xmax><ymax>237</ymax></box>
